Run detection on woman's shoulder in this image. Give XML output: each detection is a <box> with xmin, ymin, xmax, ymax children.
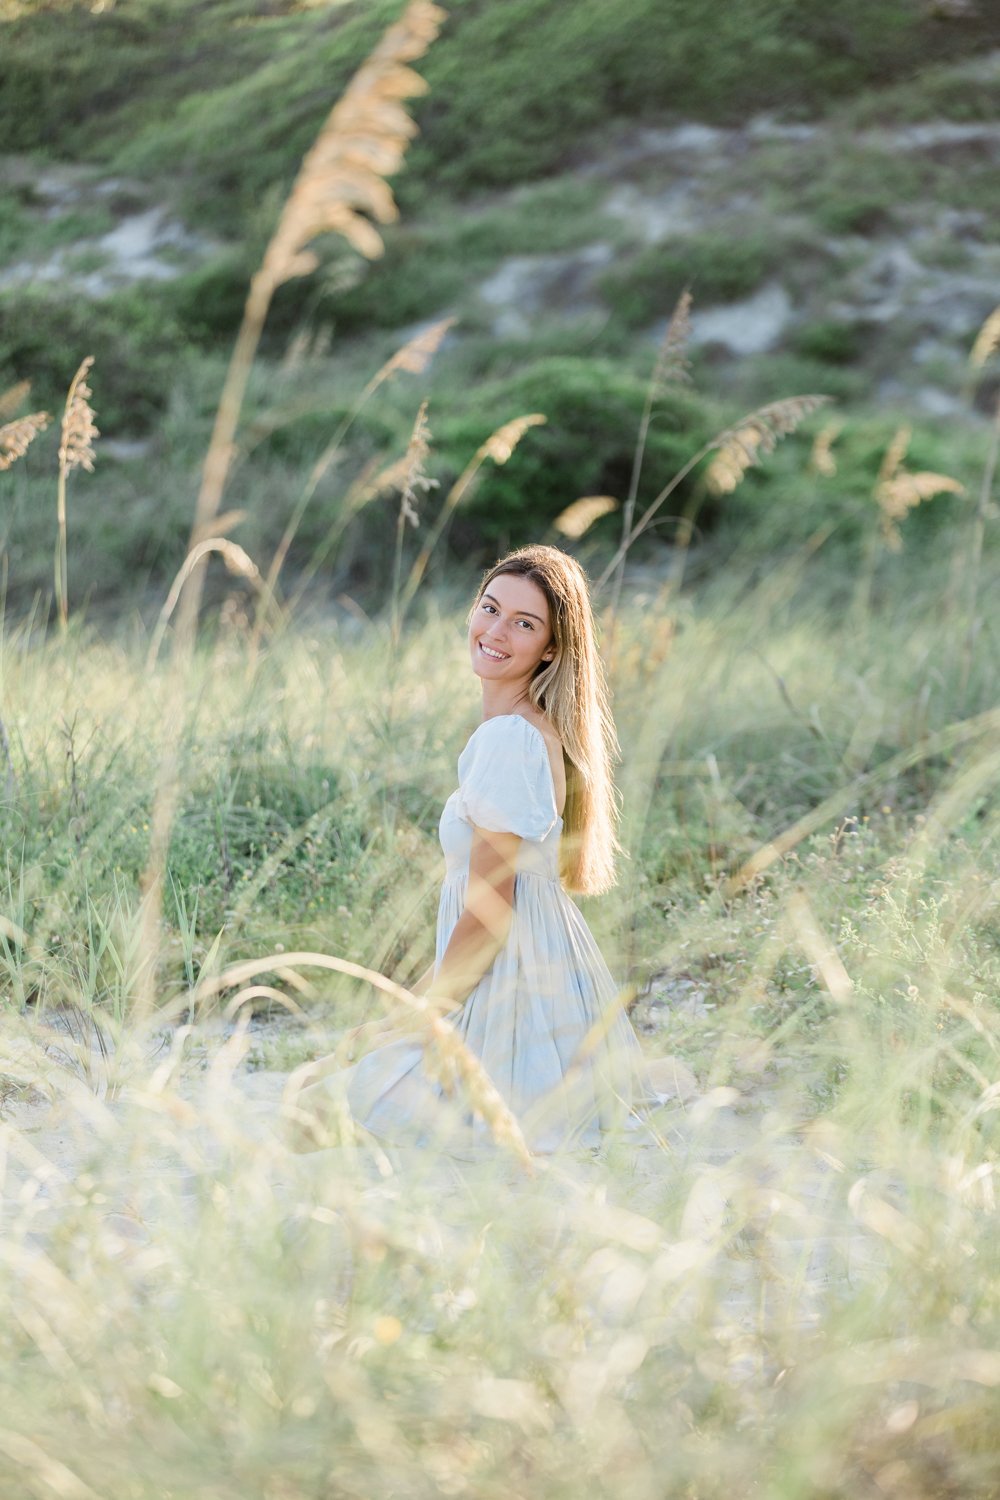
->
<box><xmin>465</xmin><ymin>713</ymin><xmax>561</xmax><ymax>761</ymax></box>
<box><xmin>456</xmin><ymin>713</ymin><xmax>562</xmax><ymax>837</ymax></box>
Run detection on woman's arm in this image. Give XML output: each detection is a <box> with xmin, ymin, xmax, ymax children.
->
<box><xmin>424</xmin><ymin>824</ymin><xmax>520</xmax><ymax>1015</ymax></box>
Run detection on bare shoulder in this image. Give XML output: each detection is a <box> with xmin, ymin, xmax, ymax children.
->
<box><xmin>514</xmin><ymin>709</ymin><xmax>562</xmax><ymax>756</ymax></box>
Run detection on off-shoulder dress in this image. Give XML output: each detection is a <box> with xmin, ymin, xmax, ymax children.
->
<box><xmin>303</xmin><ymin>713</ymin><xmax>644</xmax><ymax>1154</ymax></box>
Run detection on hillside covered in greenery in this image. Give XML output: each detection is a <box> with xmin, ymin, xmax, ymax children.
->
<box><xmin>1</xmin><ymin>0</ymin><xmax>998</xmax><ymax>610</ymax></box>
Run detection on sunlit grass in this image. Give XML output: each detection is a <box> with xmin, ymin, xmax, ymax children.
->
<box><xmin>1</xmin><ymin>519</ymin><xmax>998</xmax><ymax>1494</ymax></box>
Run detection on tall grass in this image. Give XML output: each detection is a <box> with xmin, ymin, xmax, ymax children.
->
<box><xmin>1</xmin><ymin>22</ymin><xmax>999</xmax><ymax>1500</ymax></box>
<box><xmin>0</xmin><ymin>542</ymin><xmax>998</xmax><ymax>1494</ymax></box>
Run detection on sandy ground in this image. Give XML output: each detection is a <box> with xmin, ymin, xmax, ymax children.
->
<box><xmin>0</xmin><ymin>1013</ymin><xmax>887</xmax><ymax>1336</ymax></box>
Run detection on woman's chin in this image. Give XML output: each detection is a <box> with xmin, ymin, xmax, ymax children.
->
<box><xmin>470</xmin><ymin>648</ymin><xmax>501</xmax><ymax>678</ymax></box>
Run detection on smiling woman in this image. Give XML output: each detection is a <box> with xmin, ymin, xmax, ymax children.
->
<box><xmin>292</xmin><ymin>544</ymin><xmax>658</xmax><ymax>1156</ymax></box>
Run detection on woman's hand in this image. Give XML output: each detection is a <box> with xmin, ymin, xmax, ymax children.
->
<box><xmin>341</xmin><ymin>1016</ymin><xmax>402</xmax><ymax>1061</ymax></box>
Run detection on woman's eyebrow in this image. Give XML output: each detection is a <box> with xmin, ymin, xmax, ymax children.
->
<box><xmin>482</xmin><ymin>591</ymin><xmax>546</xmax><ymax>623</ymax></box>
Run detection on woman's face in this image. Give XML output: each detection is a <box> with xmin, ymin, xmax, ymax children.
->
<box><xmin>468</xmin><ymin>572</ymin><xmax>555</xmax><ymax>686</ymax></box>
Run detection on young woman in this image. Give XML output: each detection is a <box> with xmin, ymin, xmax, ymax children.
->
<box><xmin>294</xmin><ymin>544</ymin><xmax>649</xmax><ymax>1155</ymax></box>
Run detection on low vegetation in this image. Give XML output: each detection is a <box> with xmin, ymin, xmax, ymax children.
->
<box><xmin>1</xmin><ymin>5</ymin><xmax>999</xmax><ymax>1495</ymax></box>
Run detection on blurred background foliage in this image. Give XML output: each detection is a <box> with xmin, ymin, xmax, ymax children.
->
<box><xmin>0</xmin><ymin>0</ymin><xmax>998</xmax><ymax>610</ymax></box>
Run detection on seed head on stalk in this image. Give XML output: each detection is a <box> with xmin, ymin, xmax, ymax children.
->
<box><xmin>55</xmin><ymin>356</ymin><xmax>98</xmax><ymax>629</ymax></box>
<box><xmin>0</xmin><ymin>411</ymin><xmax>50</xmax><ymax>472</ymax></box>
<box><xmin>138</xmin><ymin>2</ymin><xmax>446</xmax><ymax>1021</ymax></box>
<box><xmin>706</xmin><ymin>395</ymin><xmax>829</xmax><ymax>496</ymax></box>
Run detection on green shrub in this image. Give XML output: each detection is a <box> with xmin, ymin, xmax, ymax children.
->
<box><xmin>791</xmin><ymin>319</ymin><xmax>866</xmax><ymax>366</ymax></box>
<box><xmin>429</xmin><ymin>355</ymin><xmax>715</xmax><ymax>554</ymax></box>
<box><xmin>0</xmin><ymin>0</ymin><xmax>995</xmax><ymax>240</ymax></box>
<box><xmin>0</xmin><ymin>289</ymin><xmax>185</xmax><ymax>431</ymax></box>
<box><xmin>598</xmin><ymin>234</ymin><xmax>779</xmax><ymax>329</ymax></box>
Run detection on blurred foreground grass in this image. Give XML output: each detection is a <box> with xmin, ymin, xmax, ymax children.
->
<box><xmin>1</xmin><ymin>525</ymin><xmax>998</xmax><ymax>1497</ymax></box>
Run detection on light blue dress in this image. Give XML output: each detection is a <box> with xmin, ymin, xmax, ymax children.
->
<box><xmin>308</xmin><ymin>714</ymin><xmax>643</xmax><ymax>1154</ymax></box>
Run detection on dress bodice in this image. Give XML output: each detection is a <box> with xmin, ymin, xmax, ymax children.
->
<box><xmin>439</xmin><ymin>790</ymin><xmax>563</xmax><ymax>881</ymax></box>
<box><xmin>438</xmin><ymin>714</ymin><xmax>563</xmax><ymax>884</ymax></box>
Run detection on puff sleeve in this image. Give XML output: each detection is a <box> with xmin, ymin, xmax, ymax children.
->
<box><xmin>456</xmin><ymin>716</ymin><xmax>559</xmax><ymax>842</ymax></box>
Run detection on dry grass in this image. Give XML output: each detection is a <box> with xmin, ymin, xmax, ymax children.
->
<box><xmin>809</xmin><ymin>417</ymin><xmax>844</xmax><ymax>477</ymax></box>
<box><xmin>597</xmin><ymin>393</ymin><xmax>830</xmax><ymax>590</ymax></box>
<box><xmin>147</xmin><ymin>537</ymin><xmax>265</xmax><ymax>670</ymax></box>
<box><xmin>395</xmin><ymin>412</ymin><xmax>548</xmax><ymax>613</ymax></box>
<box><xmin>0</xmin><ymin>410</ymin><xmax>50</xmax><ymax>472</ymax></box>
<box><xmin>390</xmin><ymin>398</ymin><xmax>437</xmax><ymax>643</ymax></box>
<box><xmin>136</xmin><ymin>0</ymin><xmax>446</xmax><ymax>1018</ymax></box>
<box><xmin>553</xmin><ymin>494</ymin><xmax>619</xmax><ymax>539</ymax></box>
<box><xmin>705</xmin><ymin>395</ymin><xmax>830</xmax><ymax>497</ymax></box>
<box><xmin>608</xmin><ymin>287</ymin><xmax>694</xmax><ymax>621</ymax></box>
<box><xmin>183</xmin><ymin>0</ymin><xmax>445</xmax><ymax>619</ymax></box>
<box><xmin>968</xmin><ymin>302</ymin><xmax>1000</xmax><ymax>375</ymax></box>
<box><xmin>871</xmin><ymin>422</ymin><xmax>965</xmax><ymax>550</ymax></box>
<box><xmin>53</xmin><ymin>355</ymin><xmax>98</xmax><ymax>631</ymax></box>
<box><xmin>261</xmin><ymin>0</ymin><xmax>447</xmax><ymax>284</ymax></box>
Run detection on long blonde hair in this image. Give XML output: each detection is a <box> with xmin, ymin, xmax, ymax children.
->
<box><xmin>473</xmin><ymin>545</ymin><xmax>620</xmax><ymax>895</ymax></box>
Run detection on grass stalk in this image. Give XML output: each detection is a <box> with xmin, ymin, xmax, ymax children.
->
<box><xmin>606</xmin><ymin>289</ymin><xmax>692</xmax><ymax>638</ymax></box>
<box><xmin>596</xmin><ymin>395</ymin><xmax>828</xmax><ymax>594</ymax></box>
<box><xmin>54</xmin><ymin>357</ymin><xmax>97</xmax><ymax>634</ymax></box>
<box><xmin>959</xmin><ymin>392</ymin><xmax>1000</xmax><ymax>702</ymax></box>
<box><xmin>135</xmin><ymin>2</ymin><xmax>444</xmax><ymax>1016</ymax></box>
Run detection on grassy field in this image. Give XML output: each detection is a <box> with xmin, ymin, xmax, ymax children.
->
<box><xmin>2</xmin><ymin>306</ymin><xmax>999</xmax><ymax>1500</ymax></box>
<box><xmin>1</xmin><ymin>4</ymin><xmax>1000</xmax><ymax>1494</ymax></box>
<box><xmin>1</xmin><ymin>500</ymin><xmax>999</xmax><ymax>1496</ymax></box>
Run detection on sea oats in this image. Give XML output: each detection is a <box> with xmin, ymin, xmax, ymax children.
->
<box><xmin>55</xmin><ymin>357</ymin><xmax>98</xmax><ymax>628</ymax></box>
<box><xmin>878</xmin><ymin>425</ymin><xmax>912</xmax><ymax>484</ymax></box>
<box><xmin>399</xmin><ymin>398</ymin><xmax>437</xmax><ymax>528</ymax></box>
<box><xmin>147</xmin><ymin>538</ymin><xmax>264</xmax><ymax>669</ymax></box>
<box><xmin>259</xmin><ymin>318</ymin><xmax>456</xmax><ymax>621</ymax></box>
<box><xmin>652</xmin><ymin>286</ymin><xmax>693</xmax><ymax>393</ymax></box>
<box><xmin>598</xmin><ymin>394</ymin><xmax>830</xmax><ymax>589</ymax></box>
<box><xmin>357</xmin><ymin>454</ymin><xmax>413</xmax><ymax>507</ymax></box>
<box><xmin>969</xmin><ymin>304</ymin><xmax>1000</xmax><ymax>373</ymax></box>
<box><xmin>216</xmin><ymin>539</ymin><xmax>262</xmax><ymax>583</ymax></box>
<box><xmin>422</xmin><ymin>1015</ymin><xmax>533</xmax><ymax>1168</ymax></box>
<box><xmin>261</xmin><ymin>1</ymin><xmax>446</xmax><ymax>288</ymax></box>
<box><xmin>810</xmin><ymin>419</ymin><xmax>844</xmax><ymax>478</ymax></box>
<box><xmin>195</xmin><ymin>948</ymin><xmax>533</xmax><ymax>1168</ymax></box>
<box><xmin>58</xmin><ymin>356</ymin><xmax>99</xmax><ymax>476</ymax></box>
<box><xmin>185</xmin><ymin>0</ymin><xmax>444</xmax><ymax>603</ymax></box>
<box><xmin>0</xmin><ymin>412</ymin><xmax>50</xmax><ymax>472</ymax></box>
<box><xmin>875</xmin><ymin>471</ymin><xmax>965</xmax><ymax>551</ymax></box>
<box><xmin>477</xmin><ymin>413</ymin><xmax>547</xmax><ymax>466</ymax></box>
<box><xmin>706</xmin><ymin>395</ymin><xmax>830</xmax><ymax>496</ymax></box>
<box><xmin>390</xmin><ymin>401</ymin><xmax>438</xmax><ymax>642</ymax></box>
<box><xmin>553</xmin><ymin>495</ymin><xmax>619</xmax><ymax>539</ymax></box>
<box><xmin>378</xmin><ymin>315</ymin><xmax>456</xmax><ymax>383</ymax></box>
<box><xmin>363</xmin><ymin>403</ymin><xmax>438</xmax><ymax>524</ymax></box>
<box><xmin>396</xmin><ymin>413</ymin><xmax>547</xmax><ymax>615</ymax></box>
<box><xmin>606</xmin><ymin>289</ymin><xmax>695</xmax><ymax>615</ymax></box>
<box><xmin>0</xmin><ymin>380</ymin><xmax>32</xmax><ymax>421</ymax></box>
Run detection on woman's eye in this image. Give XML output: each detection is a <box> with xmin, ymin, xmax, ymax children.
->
<box><xmin>517</xmin><ymin>619</ymin><xmax>533</xmax><ymax>630</ymax></box>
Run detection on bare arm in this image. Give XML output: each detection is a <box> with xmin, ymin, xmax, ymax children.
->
<box><xmin>343</xmin><ymin>826</ymin><xmax>518</xmax><ymax>1056</ymax></box>
<box><xmin>423</xmin><ymin>824</ymin><xmax>520</xmax><ymax>1015</ymax></box>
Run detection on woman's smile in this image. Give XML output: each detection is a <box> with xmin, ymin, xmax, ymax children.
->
<box><xmin>468</xmin><ymin>573</ymin><xmax>554</xmax><ymax>694</ymax></box>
